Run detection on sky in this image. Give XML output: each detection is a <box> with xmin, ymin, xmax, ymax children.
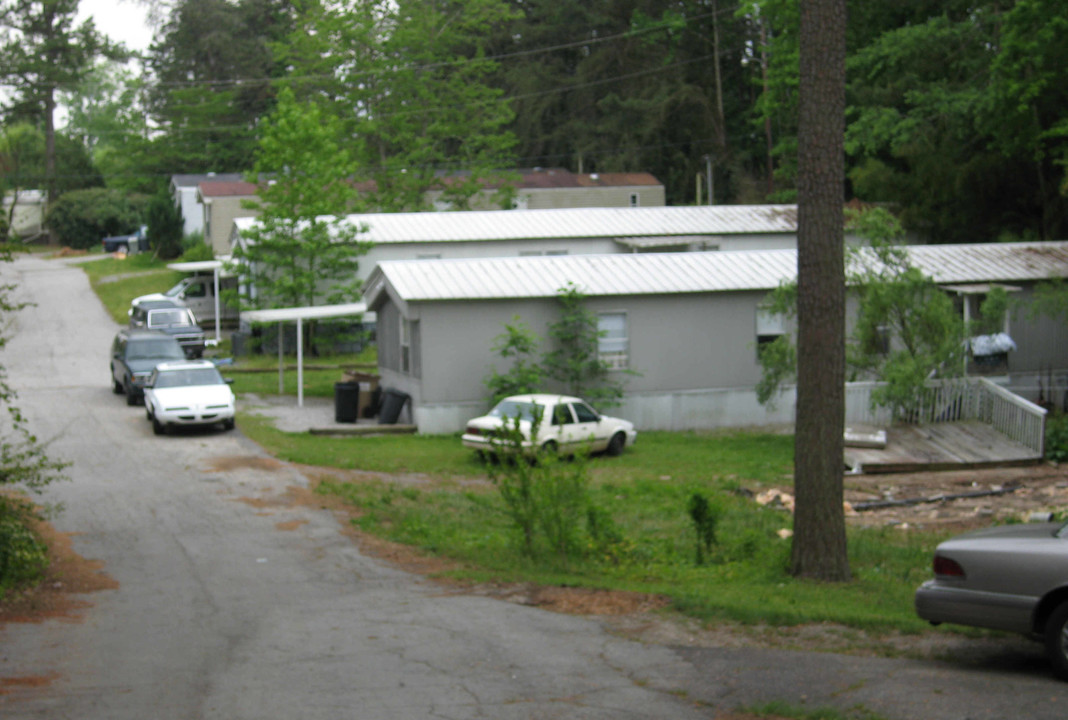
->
<box><xmin>76</xmin><ymin>0</ymin><xmax>154</xmax><ymax>53</ymax></box>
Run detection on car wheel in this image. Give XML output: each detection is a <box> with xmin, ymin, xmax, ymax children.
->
<box><xmin>112</xmin><ymin>370</ymin><xmax>123</xmax><ymax>394</ymax></box>
<box><xmin>606</xmin><ymin>432</ymin><xmax>626</xmax><ymax>457</ymax></box>
<box><xmin>1045</xmin><ymin>602</ymin><xmax>1068</xmax><ymax>680</ymax></box>
<box><xmin>222</xmin><ymin>418</ymin><xmax>235</xmax><ymax>431</ymax></box>
<box><xmin>125</xmin><ymin>381</ymin><xmax>139</xmax><ymax>406</ymax></box>
<box><xmin>152</xmin><ymin>416</ymin><xmax>166</xmax><ymax>436</ymax></box>
<box><xmin>541</xmin><ymin>440</ymin><xmax>558</xmax><ymax>454</ymax></box>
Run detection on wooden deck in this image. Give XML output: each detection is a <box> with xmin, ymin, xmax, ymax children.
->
<box><xmin>844</xmin><ymin>420</ymin><xmax>1044</xmax><ymax>474</ymax></box>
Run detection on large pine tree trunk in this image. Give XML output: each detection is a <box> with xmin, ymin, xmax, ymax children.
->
<box><xmin>791</xmin><ymin>0</ymin><xmax>850</xmax><ymax>582</ymax></box>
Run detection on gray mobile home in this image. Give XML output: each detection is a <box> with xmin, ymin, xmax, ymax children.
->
<box><xmin>363</xmin><ymin>242</ymin><xmax>1068</xmax><ymax>434</ymax></box>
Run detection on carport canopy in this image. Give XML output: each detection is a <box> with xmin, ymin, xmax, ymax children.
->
<box><xmin>240</xmin><ymin>303</ymin><xmax>373</xmax><ymax>407</ymax></box>
<box><xmin>166</xmin><ymin>257</ymin><xmax>233</xmax><ymax>341</ymax></box>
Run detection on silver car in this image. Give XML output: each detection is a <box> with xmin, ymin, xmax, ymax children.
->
<box><xmin>915</xmin><ymin>520</ymin><xmax>1068</xmax><ymax>679</ymax></box>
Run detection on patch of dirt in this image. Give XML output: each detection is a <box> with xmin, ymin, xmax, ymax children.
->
<box><xmin>839</xmin><ymin>462</ymin><xmax>1068</xmax><ymax>531</ymax></box>
<box><xmin>0</xmin><ymin>514</ymin><xmax>117</xmax><ymax>625</ymax></box>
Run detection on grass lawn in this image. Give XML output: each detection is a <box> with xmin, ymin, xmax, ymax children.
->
<box><xmin>237</xmin><ymin>412</ymin><xmax>947</xmax><ymax>636</ymax></box>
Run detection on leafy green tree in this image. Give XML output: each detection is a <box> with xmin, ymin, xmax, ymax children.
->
<box><xmin>485</xmin><ymin>317</ymin><xmax>543</xmax><ymax>403</ymax></box>
<box><xmin>282</xmin><ymin>0</ymin><xmax>518</xmax><ymax>211</ymax></box>
<box><xmin>756</xmin><ymin>208</ymin><xmax>1003</xmax><ymax>418</ymax></box>
<box><xmin>145</xmin><ymin>192</ymin><xmax>185</xmax><ymax>260</ymax></box>
<box><xmin>45</xmin><ymin>187</ymin><xmax>145</xmax><ymax>249</ymax></box>
<box><xmin>0</xmin><ymin>0</ymin><xmax>122</xmax><ymax>201</ymax></box>
<box><xmin>541</xmin><ymin>282</ymin><xmax>626</xmax><ymax>406</ymax></box>
<box><xmin>230</xmin><ymin>87</ymin><xmax>369</xmax><ymax>311</ymax></box>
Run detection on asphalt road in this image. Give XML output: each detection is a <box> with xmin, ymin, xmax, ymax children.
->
<box><xmin>1</xmin><ymin>253</ymin><xmax>1068</xmax><ymax>720</ymax></box>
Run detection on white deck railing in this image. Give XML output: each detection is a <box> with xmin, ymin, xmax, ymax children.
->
<box><xmin>845</xmin><ymin>378</ymin><xmax>1047</xmax><ymax>455</ymax></box>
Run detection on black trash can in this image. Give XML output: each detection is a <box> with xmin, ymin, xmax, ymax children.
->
<box><xmin>378</xmin><ymin>388</ymin><xmax>410</xmax><ymax>425</ymax></box>
<box><xmin>334</xmin><ymin>382</ymin><xmax>360</xmax><ymax>423</ymax></box>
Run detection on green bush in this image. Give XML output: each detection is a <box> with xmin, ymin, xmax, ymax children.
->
<box><xmin>180</xmin><ymin>234</ymin><xmax>215</xmax><ymax>261</ymax></box>
<box><xmin>0</xmin><ymin>513</ymin><xmax>47</xmax><ymax>591</ymax></box>
<box><xmin>1047</xmin><ymin>413</ymin><xmax>1068</xmax><ymax>462</ymax></box>
<box><xmin>146</xmin><ymin>193</ymin><xmax>185</xmax><ymax>260</ymax></box>
<box><xmin>46</xmin><ymin>188</ymin><xmax>147</xmax><ymax>249</ymax></box>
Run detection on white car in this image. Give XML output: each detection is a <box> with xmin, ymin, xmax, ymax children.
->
<box><xmin>461</xmin><ymin>393</ymin><xmax>637</xmax><ymax>457</ymax></box>
<box><xmin>144</xmin><ymin>360</ymin><xmax>236</xmax><ymax>435</ymax></box>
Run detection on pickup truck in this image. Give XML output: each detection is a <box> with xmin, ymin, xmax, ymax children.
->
<box><xmin>102</xmin><ymin>225</ymin><xmax>148</xmax><ymax>254</ymax></box>
<box><xmin>129</xmin><ymin>303</ymin><xmax>206</xmax><ymax>358</ymax></box>
<box><xmin>132</xmin><ymin>273</ymin><xmax>239</xmax><ymax>326</ymax></box>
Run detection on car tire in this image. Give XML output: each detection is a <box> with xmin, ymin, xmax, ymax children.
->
<box><xmin>152</xmin><ymin>416</ymin><xmax>166</xmax><ymax>436</ymax></box>
<box><xmin>541</xmin><ymin>440</ymin><xmax>557</xmax><ymax>454</ymax></box>
<box><xmin>113</xmin><ymin>376</ymin><xmax>123</xmax><ymax>394</ymax></box>
<box><xmin>125</xmin><ymin>381</ymin><xmax>139</xmax><ymax>406</ymax></box>
<box><xmin>222</xmin><ymin>418</ymin><xmax>235</xmax><ymax>431</ymax></box>
<box><xmin>606</xmin><ymin>432</ymin><xmax>626</xmax><ymax>457</ymax></box>
<box><xmin>1045</xmin><ymin>602</ymin><xmax>1068</xmax><ymax>680</ymax></box>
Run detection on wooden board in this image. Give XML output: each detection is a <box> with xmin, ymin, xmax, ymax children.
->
<box><xmin>844</xmin><ymin>421</ymin><xmax>1042</xmax><ymax>474</ymax></box>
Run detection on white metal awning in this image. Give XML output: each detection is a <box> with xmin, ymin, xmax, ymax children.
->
<box><xmin>240</xmin><ymin>303</ymin><xmax>372</xmax><ymax>407</ymax></box>
<box><xmin>166</xmin><ymin>257</ymin><xmax>234</xmax><ymax>341</ymax></box>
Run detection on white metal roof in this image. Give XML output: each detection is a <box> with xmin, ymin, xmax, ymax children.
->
<box><xmin>167</xmin><ymin>257</ymin><xmax>234</xmax><ymax>275</ymax></box>
<box><xmin>232</xmin><ymin>205</ymin><xmax>798</xmax><ymax>247</ymax></box>
<box><xmin>241</xmin><ymin>302</ymin><xmax>369</xmax><ymax>323</ymax></box>
<box><xmin>364</xmin><ymin>241</ymin><xmax>1068</xmax><ymax>304</ymax></box>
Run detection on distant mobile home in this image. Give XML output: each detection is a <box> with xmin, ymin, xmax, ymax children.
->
<box><xmin>230</xmin><ymin>204</ymin><xmax>805</xmax><ymax>288</ymax></box>
<box><xmin>363</xmin><ymin>242</ymin><xmax>1068</xmax><ymax>434</ymax></box>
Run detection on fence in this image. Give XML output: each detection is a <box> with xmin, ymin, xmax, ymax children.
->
<box><xmin>845</xmin><ymin>377</ymin><xmax>1047</xmax><ymax>455</ymax></box>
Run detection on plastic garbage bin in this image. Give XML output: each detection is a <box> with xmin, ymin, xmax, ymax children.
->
<box><xmin>378</xmin><ymin>388</ymin><xmax>410</xmax><ymax>425</ymax></box>
<box><xmin>334</xmin><ymin>382</ymin><xmax>359</xmax><ymax>423</ymax></box>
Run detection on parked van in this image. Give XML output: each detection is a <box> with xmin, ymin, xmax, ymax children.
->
<box><xmin>133</xmin><ymin>273</ymin><xmax>239</xmax><ymax>326</ymax></box>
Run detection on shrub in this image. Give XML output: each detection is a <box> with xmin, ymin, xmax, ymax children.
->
<box><xmin>46</xmin><ymin>188</ymin><xmax>147</xmax><ymax>249</ymax></box>
<box><xmin>1047</xmin><ymin>413</ymin><xmax>1068</xmax><ymax>463</ymax></box>
<box><xmin>0</xmin><ymin>510</ymin><xmax>47</xmax><ymax>591</ymax></box>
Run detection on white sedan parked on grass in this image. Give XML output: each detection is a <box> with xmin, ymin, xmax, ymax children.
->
<box><xmin>144</xmin><ymin>360</ymin><xmax>236</xmax><ymax>435</ymax></box>
<box><xmin>461</xmin><ymin>393</ymin><xmax>637</xmax><ymax>457</ymax></box>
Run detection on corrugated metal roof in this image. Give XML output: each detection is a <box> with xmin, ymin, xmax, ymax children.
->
<box><xmin>365</xmin><ymin>241</ymin><xmax>1068</xmax><ymax>305</ymax></box>
<box><xmin>368</xmin><ymin>250</ymin><xmax>799</xmax><ymax>304</ymax></box>
<box><xmin>234</xmin><ymin>205</ymin><xmax>797</xmax><ymax>244</ymax></box>
<box><xmin>908</xmin><ymin>242</ymin><xmax>1068</xmax><ymax>284</ymax></box>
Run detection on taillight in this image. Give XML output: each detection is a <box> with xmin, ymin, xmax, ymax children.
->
<box><xmin>466</xmin><ymin>427</ymin><xmax>481</xmax><ymax>436</ymax></box>
<box><xmin>933</xmin><ymin>555</ymin><xmax>965</xmax><ymax>578</ymax></box>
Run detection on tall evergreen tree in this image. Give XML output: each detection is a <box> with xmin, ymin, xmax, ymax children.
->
<box><xmin>145</xmin><ymin>0</ymin><xmax>292</xmax><ymax>173</ymax></box>
<box><xmin>0</xmin><ymin>0</ymin><xmax>121</xmax><ymax>200</ymax></box>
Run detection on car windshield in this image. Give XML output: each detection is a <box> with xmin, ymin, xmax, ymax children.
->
<box><xmin>149</xmin><ymin>310</ymin><xmax>193</xmax><ymax>327</ymax></box>
<box><xmin>163</xmin><ymin>279</ymin><xmax>190</xmax><ymax>298</ymax></box>
<box><xmin>153</xmin><ymin>368</ymin><xmax>224</xmax><ymax>388</ymax></box>
<box><xmin>488</xmin><ymin>400</ymin><xmax>543</xmax><ymax>423</ymax></box>
<box><xmin>127</xmin><ymin>339</ymin><xmax>186</xmax><ymax>360</ymax></box>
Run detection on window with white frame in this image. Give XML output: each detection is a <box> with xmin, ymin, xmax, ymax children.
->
<box><xmin>598</xmin><ymin>312</ymin><xmax>628</xmax><ymax>370</ymax></box>
<box><xmin>400</xmin><ymin>317</ymin><xmax>411</xmax><ymax>373</ymax></box>
<box><xmin>755</xmin><ymin>306</ymin><xmax>785</xmax><ymax>359</ymax></box>
<box><xmin>629</xmin><ymin>192</ymin><xmax>640</xmax><ymax>208</ymax></box>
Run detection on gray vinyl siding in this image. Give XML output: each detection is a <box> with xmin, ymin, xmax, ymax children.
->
<box><xmin>402</xmin><ymin>291</ymin><xmax>782</xmax><ymax>405</ymax></box>
<box><xmin>1007</xmin><ymin>286</ymin><xmax>1068</xmax><ymax>374</ymax></box>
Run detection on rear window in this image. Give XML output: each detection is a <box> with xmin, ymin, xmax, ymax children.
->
<box><xmin>127</xmin><ymin>338</ymin><xmax>185</xmax><ymax>360</ymax></box>
<box><xmin>489</xmin><ymin>400</ymin><xmax>543</xmax><ymax>423</ymax></box>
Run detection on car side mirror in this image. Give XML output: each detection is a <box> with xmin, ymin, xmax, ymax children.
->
<box><xmin>224</xmin><ymin>378</ymin><xmax>235</xmax><ymax>385</ymax></box>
